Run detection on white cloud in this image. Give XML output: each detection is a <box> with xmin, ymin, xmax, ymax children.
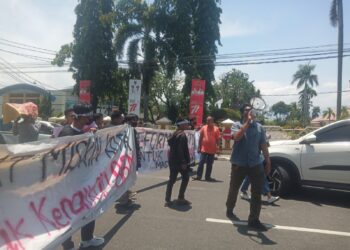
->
<box><xmin>0</xmin><ymin>1</ymin><xmax>77</xmax><ymax>89</ymax></box>
<box><xmin>220</xmin><ymin>20</ymin><xmax>263</xmax><ymax>38</ymax></box>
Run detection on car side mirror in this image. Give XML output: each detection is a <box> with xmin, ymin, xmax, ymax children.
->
<box><xmin>300</xmin><ymin>134</ymin><xmax>317</xmax><ymax>144</ymax></box>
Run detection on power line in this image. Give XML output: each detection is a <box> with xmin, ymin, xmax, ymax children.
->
<box><xmin>0</xmin><ymin>48</ymin><xmax>54</xmax><ymax>62</ymax></box>
<box><xmin>0</xmin><ymin>37</ymin><xmax>57</xmax><ymax>53</ymax></box>
<box><xmin>261</xmin><ymin>89</ymin><xmax>350</xmax><ymax>97</ymax></box>
<box><xmin>0</xmin><ymin>63</ymin><xmax>28</xmax><ymax>83</ymax></box>
<box><xmin>0</xmin><ymin>56</ymin><xmax>59</xmax><ymax>90</ymax></box>
<box><xmin>0</xmin><ymin>41</ymin><xmax>56</xmax><ymax>55</ymax></box>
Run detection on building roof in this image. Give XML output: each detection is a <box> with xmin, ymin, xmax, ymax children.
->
<box><xmin>0</xmin><ymin>83</ymin><xmax>48</xmax><ymax>96</ymax></box>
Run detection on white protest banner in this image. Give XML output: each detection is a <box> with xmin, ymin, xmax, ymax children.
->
<box><xmin>128</xmin><ymin>79</ymin><xmax>142</xmax><ymax>115</ymax></box>
<box><xmin>0</xmin><ymin>125</ymin><xmax>136</xmax><ymax>250</ymax></box>
<box><xmin>136</xmin><ymin>128</ymin><xmax>196</xmax><ymax>172</ymax></box>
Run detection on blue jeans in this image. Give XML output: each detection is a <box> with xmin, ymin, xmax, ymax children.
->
<box><xmin>196</xmin><ymin>153</ymin><xmax>215</xmax><ymax>179</ymax></box>
<box><xmin>241</xmin><ymin>175</ymin><xmax>270</xmax><ymax>195</ymax></box>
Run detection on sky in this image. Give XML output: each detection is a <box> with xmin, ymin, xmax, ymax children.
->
<box><xmin>0</xmin><ymin>0</ymin><xmax>349</xmax><ymax>113</ymax></box>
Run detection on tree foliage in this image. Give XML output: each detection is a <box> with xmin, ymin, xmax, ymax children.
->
<box><xmin>291</xmin><ymin>64</ymin><xmax>319</xmax><ymax>127</ymax></box>
<box><xmin>215</xmin><ymin>69</ymin><xmax>261</xmax><ymax>110</ymax></box>
<box><xmin>271</xmin><ymin>101</ymin><xmax>291</xmax><ymax>121</ymax></box>
<box><xmin>148</xmin><ymin>70</ymin><xmax>184</xmax><ymax>123</ymax></box>
<box><xmin>323</xmin><ymin>107</ymin><xmax>335</xmax><ymax>122</ymax></box>
<box><xmin>311</xmin><ymin>106</ymin><xmax>320</xmax><ymax>119</ymax></box>
<box><xmin>154</xmin><ymin>0</ymin><xmax>222</xmax><ymax>105</ymax></box>
<box><xmin>52</xmin><ymin>0</ymin><xmax>117</xmax><ymax>111</ymax></box>
<box><xmin>340</xmin><ymin>106</ymin><xmax>349</xmax><ymax>119</ymax></box>
<box><xmin>114</xmin><ymin>0</ymin><xmax>160</xmax><ymax>121</ymax></box>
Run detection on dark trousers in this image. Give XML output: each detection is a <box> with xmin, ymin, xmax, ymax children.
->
<box><xmin>226</xmin><ymin>164</ymin><xmax>264</xmax><ymax>222</ymax></box>
<box><xmin>197</xmin><ymin>153</ymin><xmax>215</xmax><ymax>179</ymax></box>
<box><xmin>62</xmin><ymin>220</ymin><xmax>95</xmax><ymax>249</ymax></box>
<box><xmin>165</xmin><ymin>167</ymin><xmax>189</xmax><ymax>202</ymax></box>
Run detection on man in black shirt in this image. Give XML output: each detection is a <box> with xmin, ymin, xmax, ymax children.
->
<box><xmin>165</xmin><ymin>118</ymin><xmax>191</xmax><ymax>206</ymax></box>
<box><xmin>59</xmin><ymin>103</ymin><xmax>104</xmax><ymax>250</ymax></box>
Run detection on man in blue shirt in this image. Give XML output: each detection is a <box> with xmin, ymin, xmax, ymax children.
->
<box><xmin>225</xmin><ymin>104</ymin><xmax>271</xmax><ymax>231</ymax></box>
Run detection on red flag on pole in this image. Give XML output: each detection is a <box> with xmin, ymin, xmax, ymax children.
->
<box><xmin>79</xmin><ymin>80</ymin><xmax>91</xmax><ymax>104</ymax></box>
<box><xmin>189</xmin><ymin>79</ymin><xmax>206</xmax><ymax>127</ymax></box>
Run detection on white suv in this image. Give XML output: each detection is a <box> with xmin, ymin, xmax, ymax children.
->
<box><xmin>268</xmin><ymin>119</ymin><xmax>350</xmax><ymax>196</ymax></box>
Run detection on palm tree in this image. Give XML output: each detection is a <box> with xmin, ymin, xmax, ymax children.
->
<box><xmin>330</xmin><ymin>0</ymin><xmax>343</xmax><ymax>120</ymax></box>
<box><xmin>291</xmin><ymin>64</ymin><xmax>319</xmax><ymax>127</ymax></box>
<box><xmin>323</xmin><ymin>107</ymin><xmax>336</xmax><ymax>123</ymax></box>
<box><xmin>114</xmin><ymin>1</ymin><xmax>158</xmax><ymax>122</ymax></box>
<box><xmin>340</xmin><ymin>106</ymin><xmax>349</xmax><ymax>119</ymax></box>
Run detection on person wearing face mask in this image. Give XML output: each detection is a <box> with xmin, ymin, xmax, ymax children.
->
<box><xmin>225</xmin><ymin>103</ymin><xmax>271</xmax><ymax>231</ymax></box>
<box><xmin>58</xmin><ymin>103</ymin><xmax>105</xmax><ymax>250</ymax></box>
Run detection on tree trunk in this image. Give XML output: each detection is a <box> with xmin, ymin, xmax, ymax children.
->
<box><xmin>336</xmin><ymin>0</ymin><xmax>343</xmax><ymax>120</ymax></box>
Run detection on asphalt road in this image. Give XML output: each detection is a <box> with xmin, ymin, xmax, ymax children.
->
<box><xmin>65</xmin><ymin>159</ymin><xmax>350</xmax><ymax>250</ymax></box>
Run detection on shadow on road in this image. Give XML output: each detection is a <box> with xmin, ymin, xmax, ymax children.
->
<box><xmin>233</xmin><ymin>223</ymin><xmax>277</xmax><ymax>246</ymax></box>
<box><xmin>136</xmin><ymin>171</ymin><xmax>197</xmax><ymax>194</ymax></box>
<box><xmin>285</xmin><ymin>187</ymin><xmax>350</xmax><ymax>209</ymax></box>
<box><xmin>82</xmin><ymin>204</ymin><xmax>141</xmax><ymax>250</ymax></box>
<box><xmin>165</xmin><ymin>202</ymin><xmax>192</xmax><ymax>212</ymax></box>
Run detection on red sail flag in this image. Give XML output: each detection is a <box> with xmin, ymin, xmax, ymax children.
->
<box><xmin>189</xmin><ymin>79</ymin><xmax>206</xmax><ymax>127</ymax></box>
<box><xmin>79</xmin><ymin>80</ymin><xmax>91</xmax><ymax>104</ymax></box>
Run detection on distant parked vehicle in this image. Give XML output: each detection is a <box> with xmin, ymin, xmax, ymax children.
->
<box><xmin>268</xmin><ymin>119</ymin><xmax>350</xmax><ymax>196</ymax></box>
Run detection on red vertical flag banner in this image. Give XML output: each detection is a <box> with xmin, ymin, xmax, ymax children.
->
<box><xmin>189</xmin><ymin>79</ymin><xmax>206</xmax><ymax>127</ymax></box>
<box><xmin>79</xmin><ymin>80</ymin><xmax>91</xmax><ymax>104</ymax></box>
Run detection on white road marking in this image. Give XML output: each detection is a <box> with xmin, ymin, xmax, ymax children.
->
<box><xmin>206</xmin><ymin>218</ymin><xmax>350</xmax><ymax>237</ymax></box>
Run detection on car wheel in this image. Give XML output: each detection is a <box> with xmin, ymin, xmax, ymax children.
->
<box><xmin>268</xmin><ymin>164</ymin><xmax>291</xmax><ymax>196</ymax></box>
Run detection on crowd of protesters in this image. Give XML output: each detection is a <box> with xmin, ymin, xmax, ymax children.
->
<box><xmin>6</xmin><ymin>101</ymin><xmax>278</xmax><ymax>248</ymax></box>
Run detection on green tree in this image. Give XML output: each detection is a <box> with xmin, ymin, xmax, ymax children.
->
<box><xmin>312</xmin><ymin>106</ymin><xmax>321</xmax><ymax>119</ymax></box>
<box><xmin>215</xmin><ymin>69</ymin><xmax>261</xmax><ymax>110</ymax></box>
<box><xmin>148</xmin><ymin>71</ymin><xmax>183</xmax><ymax>123</ymax></box>
<box><xmin>286</xmin><ymin>102</ymin><xmax>302</xmax><ymax>128</ymax></box>
<box><xmin>323</xmin><ymin>107</ymin><xmax>335</xmax><ymax>123</ymax></box>
<box><xmin>340</xmin><ymin>106</ymin><xmax>349</xmax><ymax>119</ymax></box>
<box><xmin>35</xmin><ymin>93</ymin><xmax>53</xmax><ymax>120</ymax></box>
<box><xmin>330</xmin><ymin>0</ymin><xmax>343</xmax><ymax>119</ymax></box>
<box><xmin>114</xmin><ymin>0</ymin><xmax>158</xmax><ymax>121</ymax></box>
<box><xmin>291</xmin><ymin>64</ymin><xmax>319</xmax><ymax>127</ymax></box>
<box><xmin>52</xmin><ymin>0</ymin><xmax>117</xmax><ymax>111</ymax></box>
<box><xmin>271</xmin><ymin>101</ymin><xmax>291</xmax><ymax>121</ymax></box>
<box><xmin>154</xmin><ymin>0</ymin><xmax>222</xmax><ymax>107</ymax></box>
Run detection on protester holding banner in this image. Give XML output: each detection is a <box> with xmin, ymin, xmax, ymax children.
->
<box><xmin>93</xmin><ymin>113</ymin><xmax>104</xmax><ymax>129</ymax></box>
<box><xmin>117</xmin><ymin>113</ymin><xmax>140</xmax><ymax>207</ymax></box>
<box><xmin>58</xmin><ymin>103</ymin><xmax>105</xmax><ymax>249</ymax></box>
<box><xmin>193</xmin><ymin>116</ymin><xmax>220</xmax><ymax>182</ymax></box>
<box><xmin>52</xmin><ymin>108</ymin><xmax>75</xmax><ymax>138</ymax></box>
<box><xmin>107</xmin><ymin>110</ymin><xmax>125</xmax><ymax>127</ymax></box>
<box><xmin>165</xmin><ymin>118</ymin><xmax>191</xmax><ymax>206</ymax></box>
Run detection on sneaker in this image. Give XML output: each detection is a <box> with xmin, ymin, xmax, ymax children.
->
<box><xmin>240</xmin><ymin>192</ymin><xmax>250</xmax><ymax>200</ymax></box>
<box><xmin>248</xmin><ymin>220</ymin><xmax>268</xmax><ymax>232</ymax></box>
<box><xmin>192</xmin><ymin>176</ymin><xmax>201</xmax><ymax>181</ymax></box>
<box><xmin>267</xmin><ymin>196</ymin><xmax>280</xmax><ymax>204</ymax></box>
<box><xmin>80</xmin><ymin>237</ymin><xmax>104</xmax><ymax>248</ymax></box>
